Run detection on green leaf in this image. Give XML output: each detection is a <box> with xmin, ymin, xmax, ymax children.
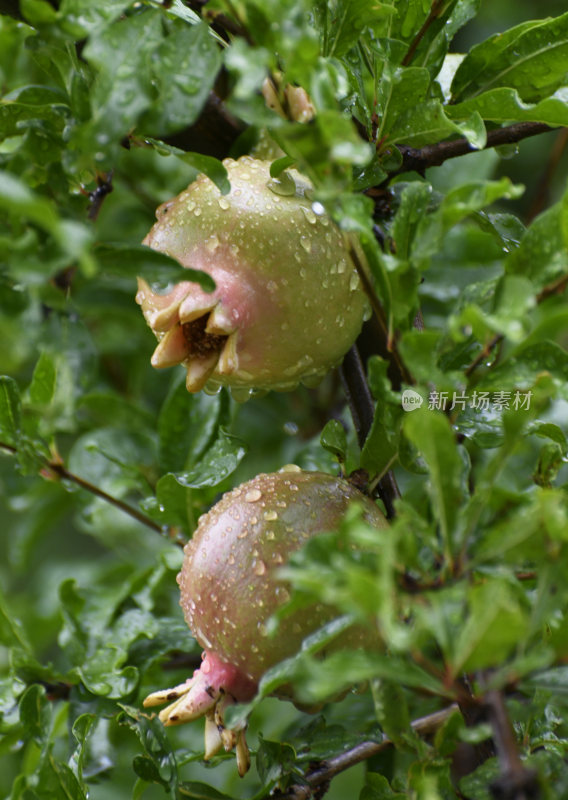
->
<box><xmin>140</xmin><ymin>22</ymin><xmax>221</xmax><ymax>137</ymax></box>
<box><xmin>0</xmin><ymin>586</ymin><xmax>30</xmax><ymax>649</ymax></box>
<box><xmin>158</xmin><ymin>379</ymin><xmax>226</xmax><ymax>473</ymax></box>
<box><xmin>451</xmin><ymin>580</ymin><xmax>527</xmax><ymax>675</ymax></box>
<box><xmin>0</xmin><ymin>170</ymin><xmax>59</xmax><ymax>232</ymax></box>
<box><xmin>403</xmin><ymin>409</ymin><xmax>466</xmax><ymax>563</ymax></box>
<box><xmin>361</xmin><ymin>773</ymin><xmax>407</xmax><ymax>800</ymax></box>
<box><xmin>325</xmin><ymin>0</ymin><xmax>395</xmax><ymax>58</ymax></box>
<box><xmin>451</xmin><ymin>12</ymin><xmax>568</xmax><ymax>103</ymax></box>
<box><xmin>178</xmin><ymin>783</ymin><xmax>234</xmax><ymax>799</ymax></box>
<box><xmin>413</xmin><ymin>178</ymin><xmax>524</xmax><ymax>268</ymax></box>
<box><xmin>18</xmin><ymin>684</ymin><xmax>50</xmax><ymax>745</ymax></box>
<box><xmin>256</xmin><ymin>736</ymin><xmax>297</xmax><ymax>786</ymax></box>
<box><xmin>320</xmin><ymin>419</ymin><xmax>347</xmax><ymax>461</ymax></box>
<box><xmin>371</xmin><ymin>678</ymin><xmax>413</xmax><ymax>749</ymax></box>
<box><xmin>171</xmin><ymin>429</ymin><xmax>247</xmax><ymax>489</ymax></box>
<box><xmin>28</xmin><ymin>351</ymin><xmax>56</xmax><ymax>407</ymax></box>
<box><xmin>79</xmin><ymin>10</ymin><xmax>163</xmax><ymax>154</ymax></box>
<box><xmin>132</xmin><ymin>755</ymin><xmax>169</xmax><ymax>789</ymax></box>
<box><xmin>0</xmin><ymin>375</ymin><xmax>21</xmax><ymax>446</ymax></box>
<box><xmin>505</xmin><ymin>185</ymin><xmax>568</xmax><ymax>289</ymax></box>
<box><xmin>142</xmin><ymin>139</ymin><xmax>230</xmax><ymax>195</ymax></box>
<box><xmin>94</xmin><ymin>243</ymin><xmax>215</xmax><ymax>292</ymax></box>
<box><xmin>449</xmin><ymin>86</ymin><xmax>568</xmax><ymax>127</ymax></box>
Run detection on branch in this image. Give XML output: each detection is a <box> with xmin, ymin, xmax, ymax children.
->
<box><xmin>339</xmin><ymin>347</ymin><xmax>400</xmax><ymax>520</ymax></box>
<box><xmin>484</xmin><ymin>689</ymin><xmax>540</xmax><ymax>800</ymax></box>
<box><xmin>388</xmin><ymin>122</ymin><xmax>555</xmax><ymax>181</ymax></box>
<box><xmin>272</xmin><ymin>704</ymin><xmax>459</xmax><ymax>800</ymax></box>
<box><xmin>402</xmin><ymin>0</ymin><xmax>446</xmax><ymax>67</ymax></box>
<box><xmin>0</xmin><ymin>441</ymin><xmax>180</xmax><ymax>543</ymax></box>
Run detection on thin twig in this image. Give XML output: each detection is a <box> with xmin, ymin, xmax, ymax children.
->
<box><xmin>0</xmin><ymin>441</ymin><xmax>173</xmax><ymax>539</ymax></box>
<box><xmin>348</xmin><ymin>243</ymin><xmax>413</xmax><ymax>385</ymax></box>
<box><xmin>339</xmin><ymin>348</ymin><xmax>401</xmax><ymax>520</ymax></box>
<box><xmin>464</xmin><ymin>334</ymin><xmax>503</xmax><ymax>378</ymax></box>
<box><xmin>272</xmin><ymin>704</ymin><xmax>459</xmax><ymax>799</ymax></box>
<box><xmin>402</xmin><ymin>0</ymin><xmax>445</xmax><ymax>67</ymax></box>
<box><xmin>387</xmin><ymin>122</ymin><xmax>555</xmax><ymax>182</ymax></box>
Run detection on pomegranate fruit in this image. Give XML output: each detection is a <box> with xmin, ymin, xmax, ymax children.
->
<box><xmin>136</xmin><ymin>156</ymin><xmax>370</xmax><ymax>399</ymax></box>
<box><xmin>143</xmin><ymin>466</ymin><xmax>387</xmax><ymax>775</ymax></box>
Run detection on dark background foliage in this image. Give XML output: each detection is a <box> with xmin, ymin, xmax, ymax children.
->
<box><xmin>1</xmin><ymin>1</ymin><xmax>568</xmax><ymax>799</ymax></box>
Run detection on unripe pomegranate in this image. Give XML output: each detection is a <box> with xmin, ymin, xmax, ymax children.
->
<box><xmin>144</xmin><ymin>466</ymin><xmax>387</xmax><ymax>775</ymax></box>
<box><xmin>136</xmin><ymin>156</ymin><xmax>370</xmax><ymax>399</ymax></box>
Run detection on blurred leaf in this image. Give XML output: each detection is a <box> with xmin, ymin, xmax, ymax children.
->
<box><xmin>142</xmin><ymin>140</ymin><xmax>230</xmax><ymax>195</ymax></box>
<box><xmin>361</xmin><ymin>773</ymin><xmax>406</xmax><ymax>800</ymax></box>
<box><xmin>28</xmin><ymin>351</ymin><xmax>56</xmax><ymax>407</ymax></box>
<box><xmin>18</xmin><ymin>684</ymin><xmax>49</xmax><ymax>745</ymax></box>
<box><xmin>94</xmin><ymin>243</ymin><xmax>215</xmax><ymax>291</ymax></box>
<box><xmin>0</xmin><ymin>375</ymin><xmax>21</xmax><ymax>446</ymax></box>
<box><xmin>451</xmin><ymin>580</ymin><xmax>527</xmax><ymax>675</ymax></box>
<box><xmin>506</xmin><ymin>184</ymin><xmax>568</xmax><ymax>289</ymax></box>
<box><xmin>178</xmin><ymin>783</ymin><xmax>234</xmax><ymax>799</ymax></box>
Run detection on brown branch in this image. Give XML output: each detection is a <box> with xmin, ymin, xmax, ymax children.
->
<box><xmin>464</xmin><ymin>333</ymin><xmax>503</xmax><ymax>378</ymax></box>
<box><xmin>348</xmin><ymin>244</ymin><xmax>413</xmax><ymax>386</ymax></box>
<box><xmin>484</xmin><ymin>690</ymin><xmax>540</xmax><ymax>800</ymax></box>
<box><xmin>339</xmin><ymin>347</ymin><xmax>401</xmax><ymax>520</ymax></box>
<box><xmin>272</xmin><ymin>704</ymin><xmax>459</xmax><ymax>800</ymax></box>
<box><xmin>402</xmin><ymin>0</ymin><xmax>446</xmax><ymax>67</ymax></box>
<box><xmin>0</xmin><ymin>441</ymin><xmax>179</xmax><ymax>542</ymax></box>
<box><xmin>388</xmin><ymin>122</ymin><xmax>555</xmax><ymax>181</ymax></box>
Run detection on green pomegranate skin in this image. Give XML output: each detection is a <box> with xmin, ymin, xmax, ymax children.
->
<box><xmin>137</xmin><ymin>156</ymin><xmax>370</xmax><ymax>396</ymax></box>
<box><xmin>177</xmin><ymin>468</ymin><xmax>387</xmax><ymax>686</ymax></box>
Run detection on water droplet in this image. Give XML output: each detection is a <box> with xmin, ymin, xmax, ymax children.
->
<box><xmin>253</xmin><ymin>559</ymin><xmax>267</xmax><ymax>576</ymax></box>
<box><xmin>186</xmin><ymin>200</ymin><xmax>196</xmax><ymax>212</ymax></box>
<box><xmin>300</xmin><ymin>236</ymin><xmax>312</xmax><ymax>254</ymax></box>
<box><xmin>228</xmin><ymin>554</ymin><xmax>235</xmax><ymax>564</ymax></box>
<box><xmin>218</xmin><ymin>197</ymin><xmax>230</xmax><ymax>210</ymax></box>
<box><xmin>312</xmin><ymin>201</ymin><xmax>325</xmax><ymax>216</ymax></box>
<box><xmin>337</xmin><ymin>259</ymin><xmax>346</xmax><ymax>273</ymax></box>
<box><xmin>267</xmin><ymin>172</ymin><xmax>296</xmax><ymax>196</ymax></box>
<box><xmin>264</xmin><ymin>510</ymin><xmax>278</xmax><ymax>521</ymax></box>
<box><xmin>194</xmin><ymin>207</ymin><xmax>202</xmax><ymax>217</ymax></box>
<box><xmin>205</xmin><ymin>234</ymin><xmax>219</xmax><ymax>252</ymax></box>
<box><xmin>245</xmin><ymin>488</ymin><xmax>262</xmax><ymax>503</ymax></box>
<box><xmin>266</xmin><ymin>530</ymin><xmax>276</xmax><ymax>540</ymax></box>
<box><xmin>301</xmin><ymin>206</ymin><xmax>317</xmax><ymax>224</ymax></box>
<box><xmin>350</xmin><ymin>272</ymin><xmax>360</xmax><ymax>290</ymax></box>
